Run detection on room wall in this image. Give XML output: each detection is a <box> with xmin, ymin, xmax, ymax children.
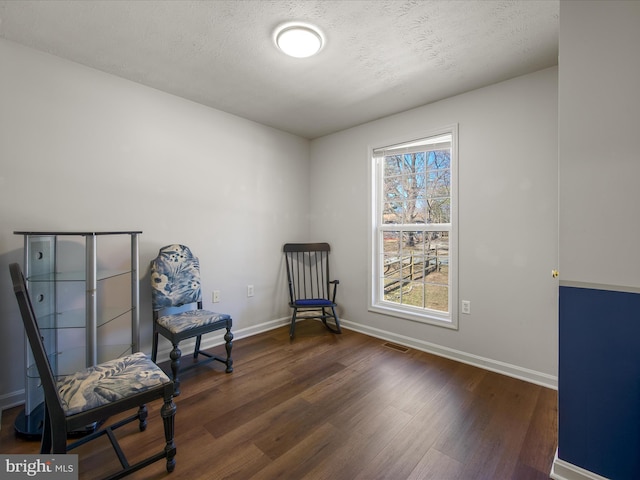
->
<box><xmin>0</xmin><ymin>37</ymin><xmax>561</xmax><ymax>412</ymax></box>
<box><xmin>556</xmin><ymin>1</ymin><xmax>640</xmax><ymax>478</ymax></box>
<box><xmin>558</xmin><ymin>1</ymin><xmax>640</xmax><ymax>288</ymax></box>
<box><xmin>309</xmin><ymin>67</ymin><xmax>559</xmax><ymax>386</ymax></box>
<box><xmin>0</xmin><ymin>39</ymin><xmax>310</xmax><ymax>408</ymax></box>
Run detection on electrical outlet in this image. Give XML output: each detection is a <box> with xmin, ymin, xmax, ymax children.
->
<box><xmin>461</xmin><ymin>300</ymin><xmax>471</xmax><ymax>314</ymax></box>
<box><xmin>212</xmin><ymin>290</ymin><xmax>220</xmax><ymax>303</ymax></box>
<box><xmin>247</xmin><ymin>285</ymin><xmax>254</xmax><ymax>297</ymax></box>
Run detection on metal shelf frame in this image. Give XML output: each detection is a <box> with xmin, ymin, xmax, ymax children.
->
<box><xmin>13</xmin><ymin>230</ymin><xmax>142</xmax><ymax>438</ymax></box>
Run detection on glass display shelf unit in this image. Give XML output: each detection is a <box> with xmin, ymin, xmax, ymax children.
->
<box><xmin>13</xmin><ymin>230</ymin><xmax>141</xmax><ymax>438</ymax></box>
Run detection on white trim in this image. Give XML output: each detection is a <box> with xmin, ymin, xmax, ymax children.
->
<box><xmin>550</xmin><ymin>450</ymin><xmax>610</xmax><ymax>480</ymax></box>
<box><xmin>166</xmin><ymin>315</ymin><xmax>558</xmax><ymax>389</ymax></box>
<box><xmin>368</xmin><ymin>303</ymin><xmax>457</xmax><ymax>329</ymax></box>
<box><xmin>1</xmin><ymin>317</ymin><xmax>292</xmax><ymax>414</ymax></box>
<box><xmin>0</xmin><ymin>389</ymin><xmax>25</xmax><ymax>413</ymax></box>
<box><xmin>154</xmin><ymin>316</ymin><xmax>291</xmax><ymax>361</ymax></box>
<box><xmin>368</xmin><ymin>124</ymin><xmax>459</xmax><ymax>329</ymax></box>
<box><xmin>4</xmin><ymin>314</ymin><xmax>555</xmax><ymax>416</ymax></box>
<box><xmin>560</xmin><ymin>280</ymin><xmax>640</xmax><ymax>295</ymax></box>
<box><xmin>341</xmin><ymin>319</ymin><xmax>557</xmax><ymax>389</ymax></box>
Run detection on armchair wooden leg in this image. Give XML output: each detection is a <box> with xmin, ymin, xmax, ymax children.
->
<box><xmin>169</xmin><ymin>344</ymin><xmax>182</xmax><ymax>397</ymax></box>
<box><xmin>43</xmin><ymin>402</ymin><xmax>67</xmax><ymax>454</ymax></box>
<box><xmin>289</xmin><ymin>310</ymin><xmax>298</xmax><ymax>338</ymax></box>
<box><xmin>52</xmin><ymin>427</ymin><xmax>67</xmax><ymax>454</ymax></box>
<box><xmin>224</xmin><ymin>327</ymin><xmax>234</xmax><ymax>373</ymax></box>
<box><xmin>194</xmin><ymin>335</ymin><xmax>202</xmax><ymax>359</ymax></box>
<box><xmin>161</xmin><ymin>396</ymin><xmax>177</xmax><ymax>473</ymax></box>
<box><xmin>332</xmin><ymin>306</ymin><xmax>342</xmax><ymax>334</ymax></box>
<box><xmin>138</xmin><ymin>405</ymin><xmax>148</xmax><ymax>432</ymax></box>
<box><xmin>151</xmin><ymin>330</ymin><xmax>159</xmax><ymax>362</ymax></box>
<box><xmin>40</xmin><ymin>404</ymin><xmax>52</xmax><ymax>454</ymax></box>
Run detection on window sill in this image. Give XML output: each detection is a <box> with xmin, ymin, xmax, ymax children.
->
<box><xmin>368</xmin><ymin>302</ymin><xmax>458</xmax><ymax>330</ymax></box>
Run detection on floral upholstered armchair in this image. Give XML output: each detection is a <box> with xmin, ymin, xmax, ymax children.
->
<box><xmin>10</xmin><ymin>263</ymin><xmax>177</xmax><ymax>478</ymax></box>
<box><xmin>151</xmin><ymin>244</ymin><xmax>233</xmax><ymax>396</ymax></box>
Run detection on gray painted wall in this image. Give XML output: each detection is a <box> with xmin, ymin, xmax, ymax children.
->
<box><xmin>310</xmin><ymin>67</ymin><xmax>559</xmax><ymax>382</ymax></box>
<box><xmin>0</xmin><ymin>39</ymin><xmax>310</xmax><ymax>408</ymax></box>
<box><xmin>0</xmin><ymin>38</ymin><xmax>560</xmax><ymax>409</ymax></box>
<box><xmin>559</xmin><ymin>0</ymin><xmax>640</xmax><ymax>288</ymax></box>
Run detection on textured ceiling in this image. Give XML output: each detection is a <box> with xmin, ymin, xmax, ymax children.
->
<box><xmin>0</xmin><ymin>0</ymin><xmax>558</xmax><ymax>139</ymax></box>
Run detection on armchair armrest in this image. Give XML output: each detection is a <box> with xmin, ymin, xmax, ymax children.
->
<box><xmin>330</xmin><ymin>279</ymin><xmax>340</xmax><ymax>303</ymax></box>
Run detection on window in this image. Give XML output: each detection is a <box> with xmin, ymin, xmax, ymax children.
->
<box><xmin>369</xmin><ymin>126</ymin><xmax>458</xmax><ymax>328</ymax></box>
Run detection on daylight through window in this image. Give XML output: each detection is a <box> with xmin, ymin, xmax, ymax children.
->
<box><xmin>370</xmin><ymin>127</ymin><xmax>457</xmax><ymax>327</ymax></box>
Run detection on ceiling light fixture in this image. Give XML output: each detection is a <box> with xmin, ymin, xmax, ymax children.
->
<box><xmin>274</xmin><ymin>23</ymin><xmax>324</xmax><ymax>58</ymax></box>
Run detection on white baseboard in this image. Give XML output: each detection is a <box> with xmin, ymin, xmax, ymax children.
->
<box><xmin>154</xmin><ymin>316</ymin><xmax>291</xmax><ymax>361</ymax></box>
<box><xmin>1</xmin><ymin>317</ymin><xmax>292</xmax><ymax>414</ymax></box>
<box><xmin>550</xmin><ymin>450</ymin><xmax>609</xmax><ymax>480</ymax></box>
<box><xmin>340</xmin><ymin>319</ymin><xmax>558</xmax><ymax>389</ymax></box>
<box><xmin>2</xmin><ymin>314</ymin><xmax>556</xmax><ymax>415</ymax></box>
<box><xmin>0</xmin><ymin>389</ymin><xmax>25</xmax><ymax>413</ymax></box>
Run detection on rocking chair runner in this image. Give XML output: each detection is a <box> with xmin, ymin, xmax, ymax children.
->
<box><xmin>9</xmin><ymin>263</ymin><xmax>176</xmax><ymax>479</ymax></box>
<box><xmin>283</xmin><ymin>243</ymin><xmax>342</xmax><ymax>337</ymax></box>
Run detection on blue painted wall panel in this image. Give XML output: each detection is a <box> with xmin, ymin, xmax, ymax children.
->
<box><xmin>559</xmin><ymin>286</ymin><xmax>640</xmax><ymax>479</ymax></box>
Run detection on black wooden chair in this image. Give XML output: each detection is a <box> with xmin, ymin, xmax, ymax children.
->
<box><xmin>9</xmin><ymin>263</ymin><xmax>176</xmax><ymax>479</ymax></box>
<box><xmin>283</xmin><ymin>243</ymin><xmax>342</xmax><ymax>338</ymax></box>
<box><xmin>150</xmin><ymin>244</ymin><xmax>233</xmax><ymax>396</ymax></box>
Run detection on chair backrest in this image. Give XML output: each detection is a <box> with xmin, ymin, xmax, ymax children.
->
<box><xmin>9</xmin><ymin>263</ymin><xmax>66</xmax><ymax>420</ymax></box>
<box><xmin>151</xmin><ymin>244</ymin><xmax>203</xmax><ymax>310</ymax></box>
<box><xmin>283</xmin><ymin>243</ymin><xmax>332</xmax><ymax>302</ymax></box>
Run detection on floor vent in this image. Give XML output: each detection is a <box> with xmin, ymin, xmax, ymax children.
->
<box><xmin>383</xmin><ymin>342</ymin><xmax>410</xmax><ymax>353</ymax></box>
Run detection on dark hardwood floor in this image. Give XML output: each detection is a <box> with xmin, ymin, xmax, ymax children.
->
<box><xmin>0</xmin><ymin>321</ymin><xmax>557</xmax><ymax>479</ymax></box>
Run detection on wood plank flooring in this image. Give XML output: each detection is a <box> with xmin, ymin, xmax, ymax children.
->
<box><xmin>0</xmin><ymin>321</ymin><xmax>557</xmax><ymax>479</ymax></box>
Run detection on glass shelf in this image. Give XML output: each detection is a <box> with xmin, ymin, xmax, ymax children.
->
<box><xmin>35</xmin><ymin>306</ymin><xmax>134</xmax><ymax>330</ymax></box>
<box><xmin>27</xmin><ymin>269</ymin><xmax>131</xmax><ymax>283</ymax></box>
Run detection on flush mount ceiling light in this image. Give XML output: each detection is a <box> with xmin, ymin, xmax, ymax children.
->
<box><xmin>274</xmin><ymin>23</ymin><xmax>324</xmax><ymax>58</ymax></box>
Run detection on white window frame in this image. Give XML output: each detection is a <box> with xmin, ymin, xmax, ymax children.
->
<box><xmin>368</xmin><ymin>124</ymin><xmax>458</xmax><ymax>329</ymax></box>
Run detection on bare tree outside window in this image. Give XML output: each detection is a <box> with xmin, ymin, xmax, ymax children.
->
<box><xmin>371</xmin><ymin>129</ymin><xmax>456</xmax><ymax>326</ymax></box>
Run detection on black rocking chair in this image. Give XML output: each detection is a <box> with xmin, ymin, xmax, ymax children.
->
<box><xmin>283</xmin><ymin>243</ymin><xmax>342</xmax><ymax>338</ymax></box>
<box><xmin>9</xmin><ymin>263</ymin><xmax>176</xmax><ymax>479</ymax></box>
